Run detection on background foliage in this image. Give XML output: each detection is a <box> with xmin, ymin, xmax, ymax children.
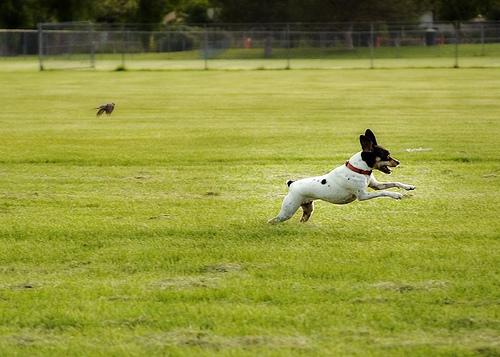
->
<box><xmin>1</xmin><ymin>0</ymin><xmax>500</xmax><ymax>28</ymax></box>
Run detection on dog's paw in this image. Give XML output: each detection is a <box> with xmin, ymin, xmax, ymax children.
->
<box><xmin>391</xmin><ymin>192</ymin><xmax>403</xmax><ymax>200</ymax></box>
<box><xmin>399</xmin><ymin>184</ymin><xmax>415</xmax><ymax>190</ymax></box>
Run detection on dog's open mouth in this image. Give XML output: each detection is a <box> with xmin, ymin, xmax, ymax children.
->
<box><xmin>380</xmin><ymin>165</ymin><xmax>392</xmax><ymax>174</ymax></box>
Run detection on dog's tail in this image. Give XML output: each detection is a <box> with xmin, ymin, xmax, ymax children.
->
<box><xmin>286</xmin><ymin>180</ymin><xmax>295</xmax><ymax>187</ymax></box>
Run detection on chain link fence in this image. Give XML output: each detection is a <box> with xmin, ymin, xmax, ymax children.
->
<box><xmin>1</xmin><ymin>22</ymin><xmax>500</xmax><ymax>70</ymax></box>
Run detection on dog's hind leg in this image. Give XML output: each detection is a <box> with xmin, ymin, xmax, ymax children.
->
<box><xmin>268</xmin><ymin>192</ymin><xmax>302</xmax><ymax>224</ymax></box>
<box><xmin>300</xmin><ymin>201</ymin><xmax>314</xmax><ymax>222</ymax></box>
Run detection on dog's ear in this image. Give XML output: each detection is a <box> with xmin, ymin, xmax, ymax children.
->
<box><xmin>365</xmin><ymin>129</ymin><xmax>377</xmax><ymax>145</ymax></box>
<box><xmin>360</xmin><ymin>135</ymin><xmax>374</xmax><ymax>152</ymax></box>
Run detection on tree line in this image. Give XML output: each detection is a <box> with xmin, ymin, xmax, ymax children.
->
<box><xmin>1</xmin><ymin>0</ymin><xmax>499</xmax><ymax>28</ymax></box>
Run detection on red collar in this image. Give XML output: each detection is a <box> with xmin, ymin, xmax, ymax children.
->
<box><xmin>345</xmin><ymin>161</ymin><xmax>372</xmax><ymax>175</ymax></box>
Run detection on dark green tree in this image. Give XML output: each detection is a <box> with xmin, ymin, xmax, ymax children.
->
<box><xmin>214</xmin><ymin>0</ymin><xmax>426</xmax><ymax>23</ymax></box>
<box><xmin>288</xmin><ymin>0</ymin><xmax>426</xmax><ymax>22</ymax></box>
<box><xmin>135</xmin><ymin>0</ymin><xmax>169</xmax><ymax>24</ymax></box>
<box><xmin>484</xmin><ymin>0</ymin><xmax>500</xmax><ymax>19</ymax></box>
<box><xmin>431</xmin><ymin>0</ymin><xmax>484</xmax><ymax>22</ymax></box>
<box><xmin>180</xmin><ymin>0</ymin><xmax>212</xmax><ymax>23</ymax></box>
<box><xmin>0</xmin><ymin>0</ymin><xmax>51</xmax><ymax>28</ymax></box>
<box><xmin>0</xmin><ymin>0</ymin><xmax>30</xmax><ymax>28</ymax></box>
<box><xmin>46</xmin><ymin>0</ymin><xmax>94</xmax><ymax>22</ymax></box>
<box><xmin>213</xmin><ymin>0</ymin><xmax>289</xmax><ymax>23</ymax></box>
<box><xmin>93</xmin><ymin>0</ymin><xmax>139</xmax><ymax>23</ymax></box>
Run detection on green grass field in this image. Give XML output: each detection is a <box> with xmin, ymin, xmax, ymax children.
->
<box><xmin>0</xmin><ymin>68</ymin><xmax>499</xmax><ymax>356</ymax></box>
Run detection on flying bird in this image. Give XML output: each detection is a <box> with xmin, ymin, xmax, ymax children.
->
<box><xmin>96</xmin><ymin>103</ymin><xmax>115</xmax><ymax>117</ymax></box>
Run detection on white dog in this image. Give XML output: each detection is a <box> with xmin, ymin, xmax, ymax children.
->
<box><xmin>268</xmin><ymin>129</ymin><xmax>416</xmax><ymax>224</ymax></box>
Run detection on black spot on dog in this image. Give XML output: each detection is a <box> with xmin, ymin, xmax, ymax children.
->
<box><xmin>287</xmin><ymin>180</ymin><xmax>295</xmax><ymax>187</ymax></box>
<box><xmin>321</xmin><ymin>179</ymin><xmax>327</xmax><ymax>184</ymax></box>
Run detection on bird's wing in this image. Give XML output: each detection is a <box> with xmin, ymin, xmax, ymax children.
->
<box><xmin>96</xmin><ymin>108</ymin><xmax>106</xmax><ymax>116</ymax></box>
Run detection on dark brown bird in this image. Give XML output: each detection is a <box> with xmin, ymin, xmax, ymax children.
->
<box><xmin>96</xmin><ymin>103</ymin><xmax>115</xmax><ymax>117</ymax></box>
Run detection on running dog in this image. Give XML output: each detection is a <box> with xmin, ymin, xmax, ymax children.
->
<box><xmin>268</xmin><ymin>129</ymin><xmax>415</xmax><ymax>224</ymax></box>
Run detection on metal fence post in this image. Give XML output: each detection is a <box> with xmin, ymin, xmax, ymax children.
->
<box><xmin>120</xmin><ymin>25</ymin><xmax>126</xmax><ymax>69</ymax></box>
<box><xmin>480</xmin><ymin>23</ymin><xmax>485</xmax><ymax>56</ymax></box>
<box><xmin>454</xmin><ymin>21</ymin><xmax>459</xmax><ymax>68</ymax></box>
<box><xmin>369</xmin><ymin>23</ymin><xmax>374</xmax><ymax>69</ymax></box>
<box><xmin>37</xmin><ymin>23</ymin><xmax>44</xmax><ymax>71</ymax></box>
<box><xmin>89</xmin><ymin>22</ymin><xmax>95</xmax><ymax>69</ymax></box>
<box><xmin>203</xmin><ymin>25</ymin><xmax>208</xmax><ymax>70</ymax></box>
<box><xmin>286</xmin><ymin>24</ymin><xmax>291</xmax><ymax>69</ymax></box>
<box><xmin>22</xmin><ymin>31</ymin><xmax>28</xmax><ymax>55</ymax></box>
<box><xmin>397</xmin><ymin>25</ymin><xmax>403</xmax><ymax>58</ymax></box>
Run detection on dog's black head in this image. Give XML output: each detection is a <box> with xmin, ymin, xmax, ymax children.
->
<box><xmin>359</xmin><ymin>129</ymin><xmax>400</xmax><ymax>174</ymax></box>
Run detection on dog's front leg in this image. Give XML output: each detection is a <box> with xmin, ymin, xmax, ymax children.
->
<box><xmin>369</xmin><ymin>177</ymin><xmax>416</xmax><ymax>191</ymax></box>
<box><xmin>357</xmin><ymin>190</ymin><xmax>402</xmax><ymax>201</ymax></box>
